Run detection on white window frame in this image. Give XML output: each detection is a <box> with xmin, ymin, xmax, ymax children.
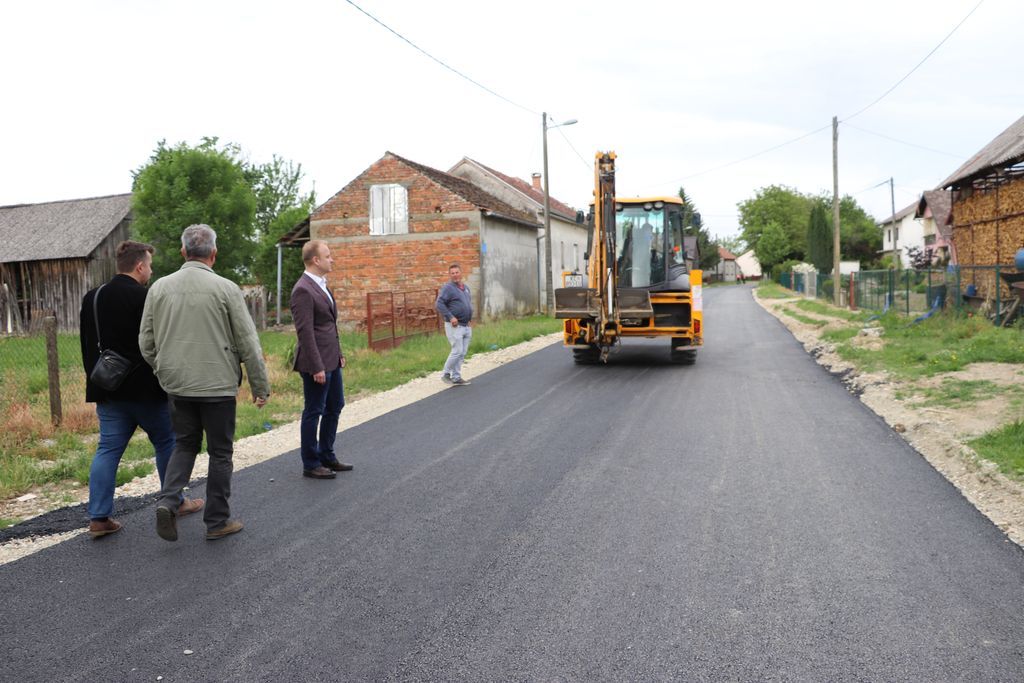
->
<box><xmin>369</xmin><ymin>183</ymin><xmax>409</xmax><ymax>235</ymax></box>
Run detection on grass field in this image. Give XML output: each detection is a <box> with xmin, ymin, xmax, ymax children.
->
<box><xmin>0</xmin><ymin>316</ymin><xmax>560</xmax><ymax>501</ymax></box>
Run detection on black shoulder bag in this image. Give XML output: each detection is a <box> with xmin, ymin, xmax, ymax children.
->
<box><xmin>88</xmin><ymin>283</ymin><xmax>137</xmax><ymax>392</ymax></box>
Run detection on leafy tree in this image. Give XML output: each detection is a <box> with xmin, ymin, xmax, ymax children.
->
<box><xmin>718</xmin><ymin>235</ymin><xmax>747</xmax><ymax>256</ymax></box>
<box><xmin>678</xmin><ymin>186</ymin><xmax>720</xmax><ymax>271</ymax></box>
<box><xmin>253</xmin><ymin>205</ymin><xmax>314</xmax><ymax>311</ymax></box>
<box><xmin>754</xmin><ymin>220</ymin><xmax>791</xmax><ymax>273</ymax></box>
<box><xmin>838</xmin><ymin>195</ymin><xmax>881</xmax><ymax>266</ymax></box>
<box><xmin>806</xmin><ymin>202</ymin><xmax>833</xmax><ymax>273</ymax></box>
<box><xmin>132</xmin><ymin>138</ymin><xmax>256</xmax><ymax>282</ymax></box>
<box><xmin>737</xmin><ymin>185</ymin><xmax>813</xmax><ymax>259</ymax></box>
<box><xmin>248</xmin><ymin>155</ymin><xmax>316</xmax><ymax>304</ymax></box>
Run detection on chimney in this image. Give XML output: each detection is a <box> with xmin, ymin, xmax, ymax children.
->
<box><xmin>531</xmin><ymin>173</ymin><xmax>542</xmax><ymax>191</ymax></box>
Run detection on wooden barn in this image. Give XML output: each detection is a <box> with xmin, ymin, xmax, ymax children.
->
<box><xmin>940</xmin><ymin>114</ymin><xmax>1024</xmax><ymax>298</ymax></box>
<box><xmin>0</xmin><ymin>194</ymin><xmax>133</xmax><ymax>333</ymax></box>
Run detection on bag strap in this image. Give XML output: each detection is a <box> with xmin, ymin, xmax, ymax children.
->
<box><xmin>93</xmin><ymin>283</ymin><xmax>107</xmax><ymax>352</ymax></box>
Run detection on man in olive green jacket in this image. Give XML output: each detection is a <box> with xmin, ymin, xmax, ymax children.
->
<box><xmin>140</xmin><ymin>224</ymin><xmax>270</xmax><ymax>542</ymax></box>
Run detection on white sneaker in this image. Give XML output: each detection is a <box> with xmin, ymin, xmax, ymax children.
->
<box><xmin>441</xmin><ymin>374</ymin><xmax>454</xmax><ymax>384</ymax></box>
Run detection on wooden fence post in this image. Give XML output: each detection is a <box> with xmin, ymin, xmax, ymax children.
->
<box><xmin>44</xmin><ymin>315</ymin><xmax>62</xmax><ymax>427</ymax></box>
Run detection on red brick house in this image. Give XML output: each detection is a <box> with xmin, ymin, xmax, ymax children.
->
<box><xmin>297</xmin><ymin>152</ymin><xmax>547</xmax><ymax>326</ymax></box>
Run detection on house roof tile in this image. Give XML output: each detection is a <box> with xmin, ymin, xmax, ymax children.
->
<box><xmin>0</xmin><ymin>193</ymin><xmax>133</xmax><ymax>263</ymax></box>
<box><xmin>917</xmin><ymin>190</ymin><xmax>953</xmax><ymax>238</ymax></box>
<box><xmin>718</xmin><ymin>246</ymin><xmax>737</xmax><ymax>260</ymax></box>
<box><xmin>388</xmin><ymin>153</ymin><xmax>541</xmax><ymax>227</ymax></box>
<box><xmin>456</xmin><ymin>157</ymin><xmax>577</xmax><ymax>221</ymax></box>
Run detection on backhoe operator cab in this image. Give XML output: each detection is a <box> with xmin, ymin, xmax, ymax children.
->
<box><xmin>554</xmin><ymin>151</ymin><xmax>703</xmax><ymax>364</ymax></box>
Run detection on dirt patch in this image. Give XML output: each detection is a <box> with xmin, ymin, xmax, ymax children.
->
<box><xmin>0</xmin><ymin>333</ymin><xmax>563</xmax><ymax>564</ymax></box>
<box><xmin>758</xmin><ymin>293</ymin><xmax>1024</xmax><ymax>546</ymax></box>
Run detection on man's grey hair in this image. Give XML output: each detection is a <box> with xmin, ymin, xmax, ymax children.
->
<box><xmin>181</xmin><ymin>224</ymin><xmax>217</xmax><ymax>259</ymax></box>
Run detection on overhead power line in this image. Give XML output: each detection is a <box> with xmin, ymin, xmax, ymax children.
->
<box><xmin>343</xmin><ymin>0</ymin><xmax>538</xmax><ymax>116</ymax></box>
<box><xmin>843</xmin><ymin>123</ymin><xmax>964</xmax><ymax>158</ymax></box>
<box><xmin>841</xmin><ymin>0</ymin><xmax>984</xmax><ymax>122</ymax></box>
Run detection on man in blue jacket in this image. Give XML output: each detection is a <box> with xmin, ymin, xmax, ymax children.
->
<box><xmin>435</xmin><ymin>263</ymin><xmax>473</xmax><ymax>386</ymax></box>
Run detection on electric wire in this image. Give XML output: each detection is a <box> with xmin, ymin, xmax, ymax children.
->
<box><xmin>844</xmin><ymin>124</ymin><xmax>964</xmax><ymax>158</ymax></box>
<box><xmin>343</xmin><ymin>0</ymin><xmax>538</xmax><ymax>116</ymax></box>
<box><xmin>841</xmin><ymin>0</ymin><xmax>984</xmax><ymax>122</ymax></box>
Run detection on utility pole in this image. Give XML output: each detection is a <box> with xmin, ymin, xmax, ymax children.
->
<box><xmin>889</xmin><ymin>177</ymin><xmax>899</xmax><ymax>269</ymax></box>
<box><xmin>832</xmin><ymin>116</ymin><xmax>841</xmax><ymax>306</ymax></box>
<box><xmin>542</xmin><ymin>112</ymin><xmax>553</xmax><ymax>313</ymax></box>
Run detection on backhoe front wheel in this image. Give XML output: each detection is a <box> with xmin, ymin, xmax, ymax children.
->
<box><xmin>573</xmin><ymin>344</ymin><xmax>601</xmax><ymax>365</ymax></box>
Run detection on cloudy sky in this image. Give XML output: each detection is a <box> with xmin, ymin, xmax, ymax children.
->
<box><xmin>2</xmin><ymin>0</ymin><xmax>1020</xmax><ymax>240</ymax></box>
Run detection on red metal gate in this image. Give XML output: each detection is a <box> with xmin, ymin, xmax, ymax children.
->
<box><xmin>366</xmin><ymin>289</ymin><xmax>441</xmax><ymax>351</ymax></box>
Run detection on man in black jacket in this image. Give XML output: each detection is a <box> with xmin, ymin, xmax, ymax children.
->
<box><xmin>80</xmin><ymin>241</ymin><xmax>203</xmax><ymax>538</ymax></box>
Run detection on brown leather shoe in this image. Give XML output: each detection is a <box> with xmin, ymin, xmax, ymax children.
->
<box><xmin>206</xmin><ymin>519</ymin><xmax>244</xmax><ymax>540</ymax></box>
<box><xmin>177</xmin><ymin>498</ymin><xmax>205</xmax><ymax>517</ymax></box>
<box><xmin>303</xmin><ymin>466</ymin><xmax>337</xmax><ymax>479</ymax></box>
<box><xmin>324</xmin><ymin>461</ymin><xmax>354</xmax><ymax>472</ymax></box>
<box><xmin>88</xmin><ymin>518</ymin><xmax>122</xmax><ymax>539</ymax></box>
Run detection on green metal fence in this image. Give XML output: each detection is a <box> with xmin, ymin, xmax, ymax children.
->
<box><xmin>778</xmin><ymin>265</ymin><xmax>1024</xmax><ymax>326</ymax></box>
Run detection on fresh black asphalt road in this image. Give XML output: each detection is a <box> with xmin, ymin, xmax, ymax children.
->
<box><xmin>3</xmin><ymin>285</ymin><xmax>1024</xmax><ymax>681</ymax></box>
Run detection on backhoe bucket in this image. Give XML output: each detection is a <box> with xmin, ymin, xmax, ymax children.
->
<box><xmin>615</xmin><ymin>288</ymin><xmax>654</xmax><ymax>318</ymax></box>
<box><xmin>554</xmin><ymin>288</ymin><xmax>600</xmax><ymax>319</ymax></box>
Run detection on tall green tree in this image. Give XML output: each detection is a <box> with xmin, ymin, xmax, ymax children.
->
<box><xmin>737</xmin><ymin>185</ymin><xmax>814</xmax><ymax>260</ymax></box>
<box><xmin>838</xmin><ymin>195</ymin><xmax>881</xmax><ymax>266</ymax></box>
<box><xmin>754</xmin><ymin>220</ymin><xmax>791</xmax><ymax>273</ymax></box>
<box><xmin>806</xmin><ymin>202</ymin><xmax>833</xmax><ymax>273</ymax></box>
<box><xmin>678</xmin><ymin>186</ymin><xmax>720</xmax><ymax>271</ymax></box>
<box><xmin>248</xmin><ymin>155</ymin><xmax>316</xmax><ymax>303</ymax></box>
<box><xmin>131</xmin><ymin>138</ymin><xmax>256</xmax><ymax>282</ymax></box>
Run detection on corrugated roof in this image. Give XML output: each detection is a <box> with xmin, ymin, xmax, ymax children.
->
<box><xmin>455</xmin><ymin>157</ymin><xmax>577</xmax><ymax>221</ymax></box>
<box><xmin>938</xmin><ymin>114</ymin><xmax>1024</xmax><ymax>189</ymax></box>
<box><xmin>0</xmin><ymin>193</ymin><xmax>133</xmax><ymax>263</ymax></box>
<box><xmin>878</xmin><ymin>200</ymin><xmax>918</xmax><ymax>225</ymax></box>
<box><xmin>387</xmin><ymin>153</ymin><xmax>541</xmax><ymax>227</ymax></box>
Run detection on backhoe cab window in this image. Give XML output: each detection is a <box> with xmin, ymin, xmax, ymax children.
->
<box><xmin>615</xmin><ymin>206</ymin><xmax>665</xmax><ymax>287</ymax></box>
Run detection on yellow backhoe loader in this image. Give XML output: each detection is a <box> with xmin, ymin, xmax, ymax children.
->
<box><xmin>554</xmin><ymin>151</ymin><xmax>703</xmax><ymax>363</ymax></box>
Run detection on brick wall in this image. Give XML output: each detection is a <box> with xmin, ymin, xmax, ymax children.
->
<box><xmin>311</xmin><ymin>154</ymin><xmax>482</xmax><ymax>325</ymax></box>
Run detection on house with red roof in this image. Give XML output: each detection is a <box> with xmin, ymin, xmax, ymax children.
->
<box><xmin>714</xmin><ymin>246</ymin><xmax>739</xmax><ymax>282</ymax></box>
<box><xmin>288</xmin><ymin>152</ymin><xmax>558</xmax><ymax>326</ymax></box>
<box><xmin>448</xmin><ymin>157</ymin><xmax>588</xmax><ymax>304</ymax></box>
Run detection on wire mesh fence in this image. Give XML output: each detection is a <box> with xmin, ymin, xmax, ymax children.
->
<box><xmin>778</xmin><ymin>264</ymin><xmax>1024</xmax><ymax>326</ymax></box>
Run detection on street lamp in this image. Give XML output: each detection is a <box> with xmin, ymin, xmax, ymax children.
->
<box><xmin>542</xmin><ymin>112</ymin><xmax>577</xmax><ymax>313</ymax></box>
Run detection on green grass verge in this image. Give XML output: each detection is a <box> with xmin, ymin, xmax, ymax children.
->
<box><xmin>828</xmin><ymin>312</ymin><xmax>1024</xmax><ymax>379</ymax></box>
<box><xmin>970</xmin><ymin>420</ymin><xmax>1024</xmax><ymax>479</ymax></box>
<box><xmin>0</xmin><ymin>517</ymin><xmax>20</xmax><ymax>530</ymax></box>
<box><xmin>0</xmin><ymin>316</ymin><xmax>560</xmax><ymax>500</ymax></box>
<box><xmin>756</xmin><ymin>281</ymin><xmax>793</xmax><ymax>299</ymax></box>
<box><xmin>779</xmin><ymin>307</ymin><xmax>828</xmax><ymax>327</ymax></box>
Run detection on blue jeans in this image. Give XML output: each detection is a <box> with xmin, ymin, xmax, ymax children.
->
<box><xmin>300</xmin><ymin>367</ymin><xmax>345</xmax><ymax>470</ymax></box>
<box><xmin>88</xmin><ymin>400</ymin><xmax>175</xmax><ymax>520</ymax></box>
<box><xmin>442</xmin><ymin>322</ymin><xmax>472</xmax><ymax>380</ymax></box>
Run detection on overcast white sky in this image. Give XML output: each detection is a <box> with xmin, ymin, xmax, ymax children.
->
<box><xmin>2</xmin><ymin>0</ymin><xmax>1021</xmax><ymax>240</ymax></box>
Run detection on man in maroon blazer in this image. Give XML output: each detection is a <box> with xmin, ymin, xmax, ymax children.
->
<box><xmin>291</xmin><ymin>240</ymin><xmax>352</xmax><ymax>479</ymax></box>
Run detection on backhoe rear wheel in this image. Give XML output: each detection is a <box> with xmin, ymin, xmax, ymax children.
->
<box><xmin>670</xmin><ymin>338</ymin><xmax>697</xmax><ymax>365</ymax></box>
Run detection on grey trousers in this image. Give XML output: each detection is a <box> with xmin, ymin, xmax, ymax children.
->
<box><xmin>157</xmin><ymin>396</ymin><xmax>236</xmax><ymax>531</ymax></box>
